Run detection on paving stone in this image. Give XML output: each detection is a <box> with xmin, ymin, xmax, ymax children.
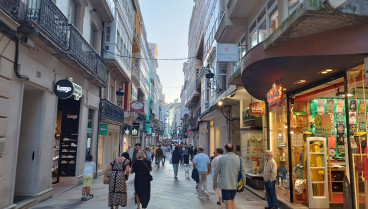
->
<box><xmin>30</xmin><ymin>162</ymin><xmax>266</xmax><ymax>209</ymax></box>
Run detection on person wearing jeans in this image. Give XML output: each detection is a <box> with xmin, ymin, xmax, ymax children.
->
<box><xmin>171</xmin><ymin>145</ymin><xmax>181</xmax><ymax>178</ymax></box>
<box><xmin>263</xmin><ymin>150</ymin><xmax>278</xmax><ymax>209</ymax></box>
<box><xmin>193</xmin><ymin>146</ymin><xmax>210</xmax><ymax>199</ymax></box>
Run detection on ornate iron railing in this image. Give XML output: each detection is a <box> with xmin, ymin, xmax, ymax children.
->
<box><xmin>68</xmin><ymin>25</ymin><xmax>95</xmax><ymax>74</ymax></box>
<box><xmin>100</xmin><ymin>99</ymin><xmax>124</xmax><ymax>124</ymax></box>
<box><xmin>25</xmin><ymin>0</ymin><xmax>68</xmax><ymax>48</ymax></box>
<box><xmin>0</xmin><ymin>0</ymin><xmax>19</xmax><ymax>20</ymax></box>
<box><xmin>95</xmin><ymin>55</ymin><xmax>107</xmax><ymax>83</ymax></box>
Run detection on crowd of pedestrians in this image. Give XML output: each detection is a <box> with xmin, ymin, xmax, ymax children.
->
<box><xmin>80</xmin><ymin>141</ymin><xmax>278</xmax><ymax>209</ymax></box>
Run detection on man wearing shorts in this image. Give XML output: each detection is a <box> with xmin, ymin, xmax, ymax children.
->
<box><xmin>81</xmin><ymin>154</ymin><xmax>96</xmax><ymax>200</ymax></box>
<box><xmin>213</xmin><ymin>144</ymin><xmax>246</xmax><ymax>209</ymax></box>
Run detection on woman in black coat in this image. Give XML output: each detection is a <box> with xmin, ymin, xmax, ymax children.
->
<box><xmin>131</xmin><ymin>150</ymin><xmax>152</xmax><ymax>209</ymax></box>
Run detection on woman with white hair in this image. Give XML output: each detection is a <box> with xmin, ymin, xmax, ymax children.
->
<box><xmin>263</xmin><ymin>150</ymin><xmax>278</xmax><ymax>209</ymax></box>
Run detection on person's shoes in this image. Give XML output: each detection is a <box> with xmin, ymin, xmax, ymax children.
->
<box><xmin>265</xmin><ymin>207</ymin><xmax>271</xmax><ymax>209</ymax></box>
<box><xmin>81</xmin><ymin>195</ymin><xmax>86</xmax><ymax>200</ymax></box>
<box><xmin>197</xmin><ymin>195</ymin><xmax>203</xmax><ymax>199</ymax></box>
<box><xmin>85</xmin><ymin>194</ymin><xmax>93</xmax><ymax>200</ymax></box>
<box><xmin>203</xmin><ymin>191</ymin><xmax>210</xmax><ymax>198</ymax></box>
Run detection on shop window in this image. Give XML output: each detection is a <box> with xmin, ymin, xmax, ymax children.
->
<box><xmin>289</xmin><ymin>77</ymin><xmax>348</xmax><ymax>205</ymax></box>
<box><xmin>86</xmin><ymin>109</ymin><xmax>94</xmax><ymax>156</ymax></box>
<box><xmin>269</xmin><ymin>103</ymin><xmax>290</xmax><ymax>200</ymax></box>
<box><xmin>97</xmin><ymin>135</ymin><xmax>104</xmax><ymax>171</ymax></box>
<box><xmin>347</xmin><ymin>66</ymin><xmax>367</xmax><ymax>209</ymax></box>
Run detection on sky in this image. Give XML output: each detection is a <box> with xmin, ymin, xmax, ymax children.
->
<box><xmin>139</xmin><ymin>0</ymin><xmax>195</xmax><ymax>104</ymax></box>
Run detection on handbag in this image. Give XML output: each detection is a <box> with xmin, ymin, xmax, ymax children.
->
<box><xmin>103</xmin><ymin>160</ymin><xmax>116</xmax><ymax>184</ymax></box>
<box><xmin>142</xmin><ymin>160</ymin><xmax>153</xmax><ymax>181</ymax></box>
<box><xmin>103</xmin><ymin>169</ymin><xmax>112</xmax><ymax>184</ymax></box>
<box><xmin>237</xmin><ymin>157</ymin><xmax>244</xmax><ymax>192</ymax></box>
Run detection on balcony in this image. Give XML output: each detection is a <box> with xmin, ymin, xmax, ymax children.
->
<box><xmin>0</xmin><ymin>0</ymin><xmax>20</xmax><ymax>21</ymax></box>
<box><xmin>68</xmin><ymin>25</ymin><xmax>107</xmax><ymax>84</ymax></box>
<box><xmin>195</xmin><ymin>75</ymin><xmax>200</xmax><ymax>91</ymax></box>
<box><xmin>100</xmin><ymin>99</ymin><xmax>124</xmax><ymax>124</ymax></box>
<box><xmin>20</xmin><ymin>0</ymin><xmax>107</xmax><ymax>85</ymax></box>
<box><xmin>23</xmin><ymin>0</ymin><xmax>69</xmax><ymax>48</ymax></box>
<box><xmin>89</xmin><ymin>0</ymin><xmax>114</xmax><ymax>22</ymax></box>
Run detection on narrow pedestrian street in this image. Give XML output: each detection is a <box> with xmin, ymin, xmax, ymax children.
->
<box><xmin>30</xmin><ymin>161</ymin><xmax>265</xmax><ymax>209</ymax></box>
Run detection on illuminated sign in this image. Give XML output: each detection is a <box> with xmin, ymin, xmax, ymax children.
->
<box><xmin>249</xmin><ymin>102</ymin><xmax>265</xmax><ymax>117</ymax></box>
<box><xmin>266</xmin><ymin>83</ymin><xmax>283</xmax><ymax>108</ymax></box>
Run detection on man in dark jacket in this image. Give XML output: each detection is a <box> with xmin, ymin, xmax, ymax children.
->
<box><xmin>172</xmin><ymin>145</ymin><xmax>182</xmax><ymax>179</ymax></box>
<box><xmin>155</xmin><ymin>144</ymin><xmax>164</xmax><ymax>168</ymax></box>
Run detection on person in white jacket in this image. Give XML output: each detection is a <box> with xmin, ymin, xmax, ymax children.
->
<box><xmin>263</xmin><ymin>150</ymin><xmax>278</xmax><ymax>209</ymax></box>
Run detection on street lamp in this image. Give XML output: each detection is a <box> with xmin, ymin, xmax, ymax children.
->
<box><xmin>116</xmin><ymin>88</ymin><xmax>125</xmax><ymax>106</ymax></box>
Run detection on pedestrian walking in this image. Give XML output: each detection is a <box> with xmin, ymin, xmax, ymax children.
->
<box><xmin>108</xmin><ymin>152</ymin><xmax>130</xmax><ymax>208</ymax></box>
<box><xmin>162</xmin><ymin>144</ymin><xmax>169</xmax><ymax>165</ymax></box>
<box><xmin>145</xmin><ymin>147</ymin><xmax>152</xmax><ymax>163</ymax></box>
<box><xmin>132</xmin><ymin>143</ymin><xmax>144</xmax><ymax>164</ymax></box>
<box><xmin>192</xmin><ymin>146</ymin><xmax>211</xmax><ymax>199</ymax></box>
<box><xmin>193</xmin><ymin>145</ymin><xmax>198</xmax><ymax>157</ymax></box>
<box><xmin>213</xmin><ymin>144</ymin><xmax>246</xmax><ymax>209</ymax></box>
<box><xmin>155</xmin><ymin>144</ymin><xmax>163</xmax><ymax>168</ymax></box>
<box><xmin>183</xmin><ymin>146</ymin><xmax>190</xmax><ymax>165</ymax></box>
<box><xmin>211</xmin><ymin>148</ymin><xmax>224</xmax><ymax>205</ymax></box>
<box><xmin>171</xmin><ymin>145</ymin><xmax>182</xmax><ymax>179</ymax></box>
<box><xmin>81</xmin><ymin>154</ymin><xmax>96</xmax><ymax>201</ymax></box>
<box><xmin>131</xmin><ymin>150</ymin><xmax>152</xmax><ymax>209</ymax></box>
<box><xmin>263</xmin><ymin>150</ymin><xmax>278</xmax><ymax>209</ymax></box>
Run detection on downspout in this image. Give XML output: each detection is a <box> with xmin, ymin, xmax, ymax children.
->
<box><xmin>95</xmin><ymin>87</ymin><xmax>101</xmax><ymax>178</ymax></box>
<box><xmin>0</xmin><ymin>22</ymin><xmax>28</xmax><ymax>80</ymax></box>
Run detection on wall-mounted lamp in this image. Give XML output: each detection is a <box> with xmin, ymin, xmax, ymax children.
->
<box><xmin>218</xmin><ymin>100</ymin><xmax>223</xmax><ymax>106</ymax></box>
<box><xmin>116</xmin><ymin>88</ymin><xmax>125</xmax><ymax>106</ymax></box>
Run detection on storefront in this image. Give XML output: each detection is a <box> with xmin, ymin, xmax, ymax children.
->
<box><xmin>249</xmin><ymin>65</ymin><xmax>368</xmax><ymax>209</ymax></box>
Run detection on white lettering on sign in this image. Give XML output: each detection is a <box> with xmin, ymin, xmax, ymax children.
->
<box><xmin>67</xmin><ymin>114</ymin><xmax>78</xmax><ymax>120</ymax></box>
<box><xmin>57</xmin><ymin>85</ymin><xmax>72</xmax><ymax>93</ymax></box>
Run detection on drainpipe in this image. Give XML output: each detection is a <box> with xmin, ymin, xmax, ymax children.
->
<box><xmin>0</xmin><ymin>22</ymin><xmax>28</xmax><ymax>80</ymax></box>
<box><xmin>95</xmin><ymin>87</ymin><xmax>102</xmax><ymax>178</ymax></box>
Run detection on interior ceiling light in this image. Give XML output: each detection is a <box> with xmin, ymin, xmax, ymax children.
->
<box><xmin>318</xmin><ymin>69</ymin><xmax>335</xmax><ymax>75</ymax></box>
<box><xmin>294</xmin><ymin>80</ymin><xmax>307</xmax><ymax>84</ymax></box>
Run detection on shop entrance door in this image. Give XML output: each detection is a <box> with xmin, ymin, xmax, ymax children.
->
<box><xmin>14</xmin><ymin>89</ymin><xmax>44</xmax><ymax>201</ymax></box>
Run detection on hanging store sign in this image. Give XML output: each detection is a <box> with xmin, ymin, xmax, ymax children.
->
<box><xmin>217</xmin><ymin>44</ymin><xmax>239</xmax><ymax>62</ymax></box>
<box><xmin>131</xmin><ymin>101</ymin><xmax>144</xmax><ymax>113</ymax></box>
<box><xmin>266</xmin><ymin>83</ymin><xmax>283</xmax><ymax>108</ymax></box>
<box><xmin>53</xmin><ymin>77</ymin><xmax>82</xmax><ymax>100</ymax></box>
<box><xmin>131</xmin><ymin>128</ymin><xmax>138</xmax><ymax>136</ymax></box>
<box><xmin>99</xmin><ymin>123</ymin><xmax>108</xmax><ymax>135</ymax></box>
<box><xmin>249</xmin><ymin>102</ymin><xmax>265</xmax><ymax>117</ymax></box>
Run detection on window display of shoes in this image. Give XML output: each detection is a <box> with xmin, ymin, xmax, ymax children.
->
<box><xmin>71</xmin><ymin>143</ymin><xmax>78</xmax><ymax>147</ymax></box>
<box><xmin>61</xmin><ymin>160</ymin><xmax>68</xmax><ymax>164</ymax></box>
<box><xmin>62</xmin><ymin>149</ymin><xmax>69</xmax><ymax>152</ymax></box>
<box><xmin>69</xmin><ymin>160</ymin><xmax>75</xmax><ymax>164</ymax></box>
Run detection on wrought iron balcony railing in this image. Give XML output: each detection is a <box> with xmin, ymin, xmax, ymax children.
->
<box><xmin>68</xmin><ymin>25</ymin><xmax>95</xmax><ymax>74</ymax></box>
<box><xmin>68</xmin><ymin>25</ymin><xmax>107</xmax><ymax>84</ymax></box>
<box><xmin>0</xmin><ymin>0</ymin><xmax>19</xmax><ymax>20</ymax></box>
<box><xmin>100</xmin><ymin>99</ymin><xmax>124</xmax><ymax>124</ymax></box>
<box><xmin>24</xmin><ymin>0</ymin><xmax>68</xmax><ymax>48</ymax></box>
<box><xmin>95</xmin><ymin>54</ymin><xmax>107</xmax><ymax>83</ymax></box>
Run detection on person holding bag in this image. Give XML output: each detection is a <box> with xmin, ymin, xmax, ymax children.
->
<box><xmin>108</xmin><ymin>152</ymin><xmax>130</xmax><ymax>209</ymax></box>
<box><xmin>131</xmin><ymin>150</ymin><xmax>152</xmax><ymax>209</ymax></box>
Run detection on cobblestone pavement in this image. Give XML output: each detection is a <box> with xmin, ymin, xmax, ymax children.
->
<box><xmin>31</xmin><ymin>161</ymin><xmax>266</xmax><ymax>209</ymax></box>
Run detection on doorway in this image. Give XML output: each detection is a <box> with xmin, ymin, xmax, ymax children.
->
<box><xmin>14</xmin><ymin>88</ymin><xmax>44</xmax><ymax>201</ymax></box>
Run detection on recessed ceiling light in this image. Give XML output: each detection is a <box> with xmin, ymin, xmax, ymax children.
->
<box><xmin>295</xmin><ymin>80</ymin><xmax>307</xmax><ymax>84</ymax></box>
<box><xmin>321</xmin><ymin>71</ymin><xmax>328</xmax><ymax>74</ymax></box>
<box><xmin>325</xmin><ymin>69</ymin><xmax>333</xmax><ymax>72</ymax></box>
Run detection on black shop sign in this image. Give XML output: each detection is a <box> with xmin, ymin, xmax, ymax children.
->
<box><xmin>54</xmin><ymin>79</ymin><xmax>74</xmax><ymax>99</ymax></box>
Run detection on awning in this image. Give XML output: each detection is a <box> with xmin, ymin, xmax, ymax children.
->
<box><xmin>241</xmin><ymin>17</ymin><xmax>368</xmax><ymax>100</ymax></box>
